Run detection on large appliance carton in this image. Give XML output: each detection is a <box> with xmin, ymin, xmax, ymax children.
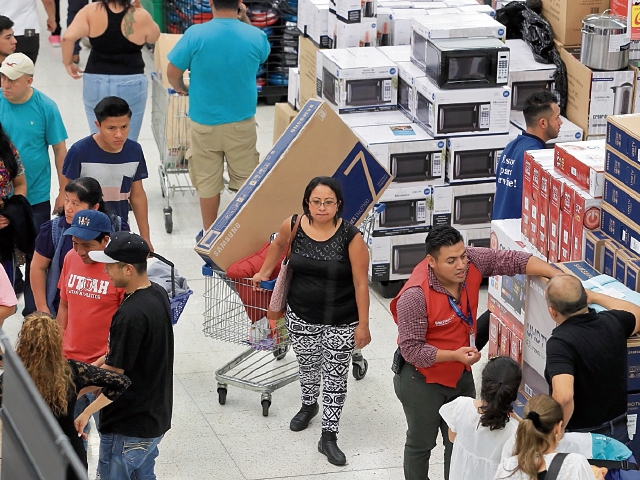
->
<box><xmin>413</xmin><ymin>77</ymin><xmax>511</xmax><ymax>137</ymax></box>
<box><xmin>154</xmin><ymin>34</ymin><xmax>188</xmax><ymax>89</ymax></box>
<box><xmin>317</xmin><ymin>47</ymin><xmax>398</xmax><ymax>113</ymax></box>
<box><xmin>389</xmin><ymin>9</ymin><xmax>428</xmax><ymax>46</ymax></box>
<box><xmin>432</xmin><ymin>181</ymin><xmax>496</xmax><ymax>229</ymax></box>
<box><xmin>397</xmin><ymin>61</ymin><xmax>426</xmax><ymax>121</ymax></box>
<box><xmin>522</xmin><ymin>149</ymin><xmax>555</xmax><ymax>245</ymax></box>
<box><xmin>298</xmin><ymin>36</ymin><xmax>322</xmax><ymax>108</ymax></box>
<box><xmin>540</xmin><ymin>0</ymin><xmax>609</xmax><ymax>46</ymax></box>
<box><xmin>601</xmin><ymin>203</ymin><xmax>640</xmax><ymax>256</ymax></box>
<box><xmin>510</xmin><ymin>111</ymin><xmax>582</xmax><ymax>144</ymax></box>
<box><xmin>194</xmin><ymin>100</ymin><xmax>392</xmax><ymax>270</ymax></box>
<box><xmin>606</xmin><ymin>115</ymin><xmax>640</xmax><ymax>165</ymax></box>
<box><xmin>554</xmin><ymin>140</ymin><xmax>606</xmax><ymax>198</ymax></box>
<box><xmin>373</xmin><ymin>185</ymin><xmax>433</xmax><ymax>234</ymax></box>
<box><xmin>410</xmin><ymin>13</ymin><xmax>506</xmax><ymax>42</ymax></box>
<box><xmin>603</xmin><ymin>174</ymin><xmax>640</xmax><ymax>227</ymax></box>
<box><xmin>330</xmin><ymin>15</ymin><xmax>378</xmax><ymax>49</ymax></box>
<box><xmin>505</xmin><ymin>39</ymin><xmax>557</xmax><ymax>108</ymax></box>
<box><xmin>584</xmin><ymin>229</ymin><xmax>609</xmax><ymax>273</ymax></box>
<box><xmin>605</xmin><ymin>146</ymin><xmax>640</xmax><ymax>192</ymax></box>
<box><xmin>353</xmin><ymin>123</ymin><xmax>446</xmax><ymax>188</ymax></box>
<box><xmin>562</xmin><ymin>48</ymin><xmax>635</xmax><ymax>138</ymax></box>
<box><xmin>368</xmin><ymin>231</ymin><xmax>429</xmax><ymax>282</ymax></box>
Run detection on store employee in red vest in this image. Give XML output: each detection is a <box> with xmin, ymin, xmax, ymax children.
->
<box><xmin>391</xmin><ymin>225</ymin><xmax>559</xmax><ymax>480</ymax></box>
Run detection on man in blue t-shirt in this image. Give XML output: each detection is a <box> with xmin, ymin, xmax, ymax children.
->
<box><xmin>62</xmin><ymin>96</ymin><xmax>152</xmax><ymax>251</ymax></box>
<box><xmin>493</xmin><ymin>91</ymin><xmax>562</xmax><ymax>220</ymax></box>
<box><xmin>166</xmin><ymin>0</ymin><xmax>270</xmax><ymax>231</ymax></box>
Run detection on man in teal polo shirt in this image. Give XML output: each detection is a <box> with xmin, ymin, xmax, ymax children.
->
<box><xmin>166</xmin><ymin>0</ymin><xmax>269</xmax><ymax>232</ymax></box>
<box><xmin>0</xmin><ymin>52</ymin><xmax>68</xmax><ymax>314</ymax></box>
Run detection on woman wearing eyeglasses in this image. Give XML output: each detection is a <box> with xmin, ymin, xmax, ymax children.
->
<box><xmin>253</xmin><ymin>176</ymin><xmax>371</xmax><ymax>466</ymax></box>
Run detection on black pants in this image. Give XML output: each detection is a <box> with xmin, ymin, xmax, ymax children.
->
<box><xmin>22</xmin><ymin>201</ymin><xmax>51</xmax><ymax>316</ymax></box>
<box><xmin>67</xmin><ymin>0</ymin><xmax>89</xmax><ymax>55</ymax></box>
<box><xmin>15</xmin><ymin>35</ymin><xmax>39</xmax><ymax>64</ymax></box>
<box><xmin>53</xmin><ymin>0</ymin><xmax>62</xmax><ymax>36</ymax></box>
<box><xmin>476</xmin><ymin>309</ymin><xmax>490</xmax><ymax>352</ymax></box>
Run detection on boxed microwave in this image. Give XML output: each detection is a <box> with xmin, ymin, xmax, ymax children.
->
<box><xmin>422</xmin><ymin>37</ymin><xmax>510</xmax><ymax>90</ymax></box>
<box><xmin>605</xmin><ymin>146</ymin><xmax>640</xmax><ymax>192</ymax></box>
<box><xmin>505</xmin><ymin>39</ymin><xmax>557</xmax><ymax>110</ymax></box>
<box><xmin>584</xmin><ymin>229</ymin><xmax>610</xmax><ymax>273</ymax></box>
<box><xmin>509</xmin><ymin>110</ymin><xmax>583</xmax><ymax>144</ymax></box>
<box><xmin>410</xmin><ymin>13</ymin><xmax>506</xmax><ymax>43</ymax></box>
<box><xmin>458</xmin><ymin>4</ymin><xmax>496</xmax><ymax>16</ymax></box>
<box><xmin>328</xmin><ymin>15</ymin><xmax>378</xmax><ymax>48</ymax></box>
<box><xmin>333</xmin><ymin>0</ymin><xmax>376</xmax><ymax>23</ymax></box>
<box><xmin>305</xmin><ymin>0</ymin><xmax>331</xmax><ymax>48</ymax></box>
<box><xmin>413</xmin><ymin>77</ymin><xmax>511</xmax><ymax>137</ymax></box>
<box><xmin>603</xmin><ymin>174</ymin><xmax>640</xmax><ymax>227</ymax></box>
<box><xmin>461</xmin><ymin>227</ymin><xmax>491</xmax><ymax>248</ymax></box>
<box><xmin>339</xmin><ymin>109</ymin><xmax>413</xmax><ymax>128</ymax></box>
<box><xmin>561</xmin><ymin>48</ymin><xmax>635</xmax><ymax>138</ymax></box>
<box><xmin>317</xmin><ymin>47</ymin><xmax>398</xmax><ymax>113</ymax></box>
<box><xmin>389</xmin><ymin>9</ymin><xmax>428</xmax><ymax>46</ymax></box>
<box><xmin>374</xmin><ymin>185</ymin><xmax>433</xmax><ymax>233</ymax></box>
<box><xmin>554</xmin><ymin>140</ymin><xmax>606</xmax><ymax>198</ymax></box>
<box><xmin>352</xmin><ymin>123</ymin><xmax>446</xmax><ymax>187</ymax></box>
<box><xmin>397</xmin><ymin>61</ymin><xmax>426</xmax><ymax>121</ymax></box>
<box><xmin>377</xmin><ymin>45</ymin><xmax>411</xmax><ymax>63</ymax></box>
<box><xmin>368</xmin><ymin>231</ymin><xmax>429</xmax><ymax>281</ymax></box>
<box><xmin>488</xmin><ymin>218</ymin><xmax>530</xmax><ymax>324</ymax></box>
<box><xmin>606</xmin><ymin>115</ymin><xmax>640</xmax><ymax>164</ymax></box>
<box><xmin>194</xmin><ymin>100</ymin><xmax>392</xmax><ymax>270</ymax></box>
<box><xmin>446</xmin><ymin>126</ymin><xmax>519</xmax><ymax>183</ymax></box>
<box><xmin>432</xmin><ymin>181</ymin><xmax>496</xmax><ymax>229</ymax></box>
<box><xmin>540</xmin><ymin>0</ymin><xmax>609</xmax><ymax>46</ymax></box>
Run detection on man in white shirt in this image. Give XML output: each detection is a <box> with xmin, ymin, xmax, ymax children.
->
<box><xmin>0</xmin><ymin>0</ymin><xmax>56</xmax><ymax>63</ymax></box>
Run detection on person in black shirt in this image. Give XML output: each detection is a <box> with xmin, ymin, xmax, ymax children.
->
<box><xmin>89</xmin><ymin>231</ymin><xmax>174</xmax><ymax>479</ymax></box>
<box><xmin>544</xmin><ymin>275</ymin><xmax>640</xmax><ymax>443</ymax></box>
<box><xmin>253</xmin><ymin>176</ymin><xmax>371</xmax><ymax>466</ymax></box>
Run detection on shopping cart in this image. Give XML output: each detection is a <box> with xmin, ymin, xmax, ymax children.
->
<box><xmin>150</xmin><ymin>73</ymin><xmax>196</xmax><ymax>234</ymax></box>
<box><xmin>150</xmin><ymin>253</ymin><xmax>193</xmax><ymax>326</ymax></box>
<box><xmin>202</xmin><ymin>265</ymin><xmax>298</xmax><ymax>416</ymax></box>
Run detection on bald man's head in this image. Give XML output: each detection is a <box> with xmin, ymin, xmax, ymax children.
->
<box><xmin>545</xmin><ymin>275</ymin><xmax>588</xmax><ymax>317</ymax></box>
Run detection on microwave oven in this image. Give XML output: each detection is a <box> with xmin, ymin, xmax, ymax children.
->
<box><xmin>398</xmin><ymin>76</ymin><xmax>412</xmax><ymax>114</ymax></box>
<box><xmin>439</xmin><ymin>102</ymin><xmax>491</xmax><ymax>134</ymax></box>
<box><xmin>451</xmin><ymin>149</ymin><xmax>500</xmax><ymax>181</ymax></box>
<box><xmin>467</xmin><ymin>237</ymin><xmax>490</xmax><ymax>248</ymax></box>
<box><xmin>391</xmin><ymin>151</ymin><xmax>443</xmax><ymax>183</ymax></box>
<box><xmin>392</xmin><ymin>244</ymin><xmax>426</xmax><ymax>275</ymax></box>
<box><xmin>322</xmin><ymin>68</ymin><xmax>393</xmax><ymax>107</ymax></box>
<box><xmin>511</xmin><ymin>80</ymin><xmax>554</xmax><ymax>111</ymax></box>
<box><xmin>423</xmin><ymin>37</ymin><xmax>510</xmax><ymax>89</ymax></box>
<box><xmin>454</xmin><ymin>193</ymin><xmax>494</xmax><ymax>225</ymax></box>
<box><xmin>379</xmin><ymin>199</ymin><xmax>427</xmax><ymax>228</ymax></box>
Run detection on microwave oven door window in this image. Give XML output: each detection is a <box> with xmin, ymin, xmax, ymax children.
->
<box><xmin>392</xmin><ymin>244</ymin><xmax>426</xmax><ymax>275</ymax></box>
<box><xmin>380</xmin><ymin>200</ymin><xmax>417</xmax><ymax>227</ymax></box>
<box><xmin>412</xmin><ymin>32</ymin><xmax>427</xmax><ymax>67</ymax></box>
<box><xmin>398</xmin><ymin>77</ymin><xmax>411</xmax><ymax>112</ymax></box>
<box><xmin>439</xmin><ymin>103</ymin><xmax>481</xmax><ymax>134</ymax></box>
<box><xmin>448</xmin><ymin>56</ymin><xmax>489</xmax><ymax>86</ymax></box>
<box><xmin>322</xmin><ymin>68</ymin><xmax>336</xmax><ymax>104</ymax></box>
<box><xmin>467</xmin><ymin>237</ymin><xmax>491</xmax><ymax>248</ymax></box>
<box><xmin>417</xmin><ymin>94</ymin><xmax>432</xmax><ymax>128</ymax></box>
<box><xmin>511</xmin><ymin>81</ymin><xmax>552</xmax><ymax>110</ymax></box>
<box><xmin>454</xmin><ymin>193</ymin><xmax>494</xmax><ymax>224</ymax></box>
<box><xmin>391</xmin><ymin>152</ymin><xmax>438</xmax><ymax>182</ymax></box>
<box><xmin>454</xmin><ymin>149</ymin><xmax>496</xmax><ymax>180</ymax></box>
<box><xmin>347</xmin><ymin>79</ymin><xmax>381</xmax><ymax>106</ymax></box>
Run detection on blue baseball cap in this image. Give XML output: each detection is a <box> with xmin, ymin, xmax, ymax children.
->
<box><xmin>64</xmin><ymin>210</ymin><xmax>112</xmax><ymax>241</ymax></box>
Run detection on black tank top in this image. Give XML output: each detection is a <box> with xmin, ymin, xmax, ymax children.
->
<box><xmin>85</xmin><ymin>5</ymin><xmax>145</xmax><ymax>75</ymax></box>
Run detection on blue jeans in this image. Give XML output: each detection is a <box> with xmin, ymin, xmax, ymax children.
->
<box><xmin>74</xmin><ymin>392</ymin><xmax>100</xmax><ymax>449</ymax></box>
<box><xmin>23</xmin><ymin>201</ymin><xmax>51</xmax><ymax>316</ymax></box>
<box><xmin>83</xmin><ymin>73</ymin><xmax>148</xmax><ymax>142</ymax></box>
<box><xmin>98</xmin><ymin>433</ymin><xmax>163</xmax><ymax>480</ymax></box>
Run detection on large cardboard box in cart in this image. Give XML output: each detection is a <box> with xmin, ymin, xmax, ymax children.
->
<box><xmin>194</xmin><ymin>100</ymin><xmax>393</xmax><ymax>270</ymax></box>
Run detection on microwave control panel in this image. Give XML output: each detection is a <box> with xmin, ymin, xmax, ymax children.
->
<box><xmin>496</xmin><ymin>51</ymin><xmax>509</xmax><ymax>84</ymax></box>
<box><xmin>416</xmin><ymin>200</ymin><xmax>427</xmax><ymax>222</ymax></box>
<box><xmin>432</xmin><ymin>152</ymin><xmax>443</xmax><ymax>177</ymax></box>
<box><xmin>479</xmin><ymin>104</ymin><xmax>491</xmax><ymax>128</ymax></box>
<box><xmin>383</xmin><ymin>79</ymin><xmax>393</xmax><ymax>102</ymax></box>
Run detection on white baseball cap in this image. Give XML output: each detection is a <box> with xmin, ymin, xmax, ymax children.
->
<box><xmin>0</xmin><ymin>53</ymin><xmax>35</xmax><ymax>80</ymax></box>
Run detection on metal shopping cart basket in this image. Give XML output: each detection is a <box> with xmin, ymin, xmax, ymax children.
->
<box><xmin>150</xmin><ymin>253</ymin><xmax>193</xmax><ymax>325</ymax></box>
<box><xmin>151</xmin><ymin>73</ymin><xmax>196</xmax><ymax>234</ymax></box>
<box><xmin>202</xmin><ymin>265</ymin><xmax>298</xmax><ymax>416</ymax></box>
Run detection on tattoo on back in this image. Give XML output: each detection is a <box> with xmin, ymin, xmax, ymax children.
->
<box><xmin>123</xmin><ymin>10</ymin><xmax>136</xmax><ymax>39</ymax></box>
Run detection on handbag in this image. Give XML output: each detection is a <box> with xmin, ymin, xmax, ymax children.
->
<box><xmin>267</xmin><ymin>214</ymin><xmax>301</xmax><ymax>321</ymax></box>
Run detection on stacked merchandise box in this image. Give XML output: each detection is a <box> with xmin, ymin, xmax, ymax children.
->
<box><xmin>329</xmin><ymin>0</ymin><xmax>377</xmax><ymax>48</ymax></box>
<box><xmin>539</xmin><ymin>0</ymin><xmax>609</xmax><ymax>47</ymax></box>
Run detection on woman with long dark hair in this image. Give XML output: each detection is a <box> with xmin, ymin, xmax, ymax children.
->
<box><xmin>30</xmin><ymin>177</ymin><xmax>128</xmax><ymax>315</ymax></box>
<box><xmin>61</xmin><ymin>0</ymin><xmax>160</xmax><ymax>141</ymax></box>
<box><xmin>0</xmin><ymin>312</ymin><xmax>131</xmax><ymax>478</ymax></box>
<box><xmin>495</xmin><ymin>395</ymin><xmax>602</xmax><ymax>480</ymax></box>
<box><xmin>253</xmin><ymin>176</ymin><xmax>371</xmax><ymax>466</ymax></box>
<box><xmin>438</xmin><ymin>356</ymin><xmax>521</xmax><ymax>480</ymax></box>
<box><xmin>0</xmin><ymin>122</ymin><xmax>26</xmax><ymax>202</ymax></box>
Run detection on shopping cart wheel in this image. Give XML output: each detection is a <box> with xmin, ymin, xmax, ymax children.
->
<box><xmin>261</xmin><ymin>399</ymin><xmax>271</xmax><ymax>416</ymax></box>
<box><xmin>352</xmin><ymin>353</ymin><xmax>368</xmax><ymax>380</ymax></box>
<box><xmin>217</xmin><ymin>387</ymin><xmax>227</xmax><ymax>405</ymax></box>
<box><xmin>163</xmin><ymin>206</ymin><xmax>173</xmax><ymax>234</ymax></box>
<box><xmin>273</xmin><ymin>343</ymin><xmax>289</xmax><ymax>360</ymax></box>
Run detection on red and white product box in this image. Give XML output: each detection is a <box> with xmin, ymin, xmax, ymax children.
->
<box><xmin>488</xmin><ymin>293</ymin><xmax>524</xmax><ymax>365</ymax></box>
<box><xmin>570</xmin><ymin>188</ymin><xmax>602</xmax><ymax>261</ymax></box>
<box><xmin>547</xmin><ymin>173</ymin><xmax>564</xmax><ymax>263</ymax></box>
<box><xmin>554</xmin><ymin>140</ymin><xmax>606</xmax><ymax>198</ymax></box>
<box><xmin>521</xmin><ymin>152</ymin><xmax>534</xmax><ymax>241</ymax></box>
<box><xmin>559</xmin><ymin>178</ymin><xmax>576</xmax><ymax>262</ymax></box>
<box><xmin>537</xmin><ymin>166</ymin><xmax>553</xmax><ymax>258</ymax></box>
<box><xmin>529</xmin><ymin>153</ymin><xmax>555</xmax><ymax>247</ymax></box>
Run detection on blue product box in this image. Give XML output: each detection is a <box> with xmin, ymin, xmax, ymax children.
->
<box><xmin>605</xmin><ymin>147</ymin><xmax>640</xmax><ymax>191</ymax></box>
<box><xmin>607</xmin><ymin>115</ymin><xmax>640</xmax><ymax>163</ymax></box>
<box><xmin>556</xmin><ymin>261</ymin><xmax>600</xmax><ymax>280</ymax></box>
<box><xmin>584</xmin><ymin>229</ymin><xmax>610</xmax><ymax>273</ymax></box>
<box><xmin>601</xmin><ymin>205</ymin><xmax>640</xmax><ymax>257</ymax></box>
<box><xmin>194</xmin><ymin>100</ymin><xmax>393</xmax><ymax>270</ymax></box>
<box><xmin>627</xmin><ymin>260</ymin><xmax>640</xmax><ymax>292</ymax></box>
<box><xmin>603</xmin><ymin>175</ymin><xmax>640</xmax><ymax>227</ymax></box>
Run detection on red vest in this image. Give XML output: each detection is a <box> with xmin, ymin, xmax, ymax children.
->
<box><xmin>390</xmin><ymin>258</ymin><xmax>483</xmax><ymax>388</ymax></box>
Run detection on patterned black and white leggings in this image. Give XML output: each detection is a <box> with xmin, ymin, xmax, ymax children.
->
<box><xmin>285</xmin><ymin>308</ymin><xmax>357</xmax><ymax>433</ymax></box>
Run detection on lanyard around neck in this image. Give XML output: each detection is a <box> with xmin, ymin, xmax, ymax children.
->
<box><xmin>447</xmin><ymin>285</ymin><xmax>473</xmax><ymax>328</ymax></box>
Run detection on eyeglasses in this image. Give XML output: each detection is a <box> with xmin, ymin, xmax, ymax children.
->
<box><xmin>309</xmin><ymin>199</ymin><xmax>337</xmax><ymax>208</ymax></box>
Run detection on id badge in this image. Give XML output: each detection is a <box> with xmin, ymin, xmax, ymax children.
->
<box><xmin>469</xmin><ymin>331</ymin><xmax>475</xmax><ymax>348</ymax></box>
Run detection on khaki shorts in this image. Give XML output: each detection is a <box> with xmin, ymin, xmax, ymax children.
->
<box><xmin>188</xmin><ymin>117</ymin><xmax>260</xmax><ymax>198</ymax></box>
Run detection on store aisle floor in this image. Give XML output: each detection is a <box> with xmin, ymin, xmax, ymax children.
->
<box><xmin>3</xmin><ymin>6</ymin><xmax>488</xmax><ymax>478</ymax></box>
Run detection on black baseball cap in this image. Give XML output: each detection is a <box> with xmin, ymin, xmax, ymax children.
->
<box><xmin>88</xmin><ymin>231</ymin><xmax>149</xmax><ymax>264</ymax></box>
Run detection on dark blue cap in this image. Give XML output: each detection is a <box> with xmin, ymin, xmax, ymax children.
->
<box><xmin>64</xmin><ymin>210</ymin><xmax>112</xmax><ymax>241</ymax></box>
